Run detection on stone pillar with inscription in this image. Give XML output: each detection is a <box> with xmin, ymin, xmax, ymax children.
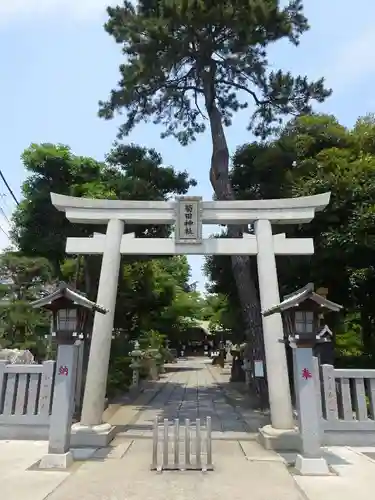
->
<box><xmin>292</xmin><ymin>342</ymin><xmax>330</xmax><ymax>475</ymax></box>
<box><xmin>39</xmin><ymin>343</ymin><xmax>78</xmax><ymax>469</ymax></box>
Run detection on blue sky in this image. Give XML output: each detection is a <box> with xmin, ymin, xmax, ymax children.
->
<box><xmin>1</xmin><ymin>0</ymin><xmax>374</xmax><ymax>291</ymax></box>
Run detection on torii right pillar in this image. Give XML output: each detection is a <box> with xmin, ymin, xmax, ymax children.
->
<box><xmin>255</xmin><ymin>220</ymin><xmax>301</xmax><ymax>451</ymax></box>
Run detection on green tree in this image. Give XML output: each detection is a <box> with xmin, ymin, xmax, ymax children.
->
<box><xmin>12</xmin><ymin>142</ymin><xmax>196</xmax><ymax>299</ymax></box>
<box><xmin>99</xmin><ymin>1</ymin><xmax>331</xmax><ymax>396</ymax></box>
<box><xmin>0</xmin><ymin>252</ymin><xmax>52</xmax><ymax>356</ymax></box>
<box><xmin>200</xmin><ymin>292</ymin><xmax>237</xmax><ymax>333</ymax></box>
<box><xmin>206</xmin><ymin>113</ymin><xmax>375</xmax><ymax>362</ymax></box>
<box><xmin>12</xmin><ymin>143</ymin><xmax>195</xmax><ymax>271</ymax></box>
<box><xmin>285</xmin><ymin>116</ymin><xmax>375</xmax><ymax>357</ymax></box>
<box><xmin>11</xmin><ymin>142</ymin><xmax>198</xmax><ymax>392</ymax></box>
<box><xmin>116</xmin><ymin>256</ymin><xmax>202</xmax><ymax>342</ymax></box>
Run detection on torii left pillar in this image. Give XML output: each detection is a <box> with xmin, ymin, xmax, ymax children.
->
<box><xmin>71</xmin><ymin>218</ymin><xmax>124</xmax><ymax>447</ymax></box>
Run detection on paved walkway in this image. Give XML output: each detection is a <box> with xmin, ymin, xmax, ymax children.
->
<box><xmin>109</xmin><ymin>357</ymin><xmax>268</xmax><ymax>440</ymax></box>
<box><xmin>1</xmin><ymin>357</ymin><xmax>375</xmax><ymax>500</ymax></box>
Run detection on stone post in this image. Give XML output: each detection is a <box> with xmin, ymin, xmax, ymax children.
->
<box><xmin>39</xmin><ymin>343</ymin><xmax>78</xmax><ymax>469</ymax></box>
<box><xmin>147</xmin><ymin>348</ymin><xmax>159</xmax><ymax>381</ymax></box>
<box><xmin>254</xmin><ymin>219</ymin><xmax>294</xmax><ymax>431</ymax></box>
<box><xmin>292</xmin><ymin>343</ymin><xmax>329</xmax><ymax>475</ymax></box>
<box><xmin>74</xmin><ymin>218</ymin><xmax>124</xmax><ymax>446</ymax></box>
<box><xmin>130</xmin><ymin>341</ymin><xmax>142</xmax><ymax>388</ymax></box>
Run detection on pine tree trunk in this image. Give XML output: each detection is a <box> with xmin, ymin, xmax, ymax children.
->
<box><xmin>202</xmin><ymin>70</ymin><xmax>268</xmax><ymax>406</ymax></box>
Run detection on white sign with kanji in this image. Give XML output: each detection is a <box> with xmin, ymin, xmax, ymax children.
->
<box><xmin>175</xmin><ymin>196</ymin><xmax>202</xmax><ymax>243</ymax></box>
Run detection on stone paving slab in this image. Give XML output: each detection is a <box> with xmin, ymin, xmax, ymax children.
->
<box><xmin>239</xmin><ymin>440</ymin><xmax>287</xmax><ymax>462</ymax></box>
<box><xmin>2</xmin><ymin>439</ymin><xmax>375</xmax><ymax>500</ymax></box>
<box><xmin>206</xmin><ymin>361</ymin><xmax>270</xmax><ymax>427</ymax></box>
<box><xmin>0</xmin><ymin>441</ymin><xmax>68</xmax><ymax>500</ymax></box>
<box><xmin>293</xmin><ymin>446</ymin><xmax>375</xmax><ymax>500</ymax></box>
<box><xmin>111</xmin><ymin>358</ymin><xmax>267</xmax><ymax>440</ymax></box>
<box><xmin>105</xmin><ymin>366</ymin><xmax>180</xmax><ymax>427</ymax></box>
<box><xmin>45</xmin><ymin>439</ymin><xmax>305</xmax><ymax>500</ymax></box>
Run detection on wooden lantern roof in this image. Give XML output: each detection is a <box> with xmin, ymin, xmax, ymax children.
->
<box><xmin>262</xmin><ymin>283</ymin><xmax>343</xmax><ymax>318</ymax></box>
<box><xmin>30</xmin><ymin>281</ymin><xmax>108</xmax><ymax>314</ymax></box>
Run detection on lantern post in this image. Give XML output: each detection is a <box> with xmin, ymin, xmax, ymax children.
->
<box><xmin>31</xmin><ymin>282</ymin><xmax>107</xmax><ymax>469</ymax></box>
<box><xmin>261</xmin><ymin>283</ymin><xmax>342</xmax><ymax>474</ymax></box>
<box><xmin>289</xmin><ymin>332</ymin><xmax>330</xmax><ymax>475</ymax></box>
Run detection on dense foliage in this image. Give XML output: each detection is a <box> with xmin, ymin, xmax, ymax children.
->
<box><xmin>205</xmin><ymin>113</ymin><xmax>375</xmax><ymax>366</ymax></box>
<box><xmin>0</xmin><ymin>252</ymin><xmax>52</xmax><ymax>358</ymax></box>
<box><xmin>5</xmin><ymin>142</ymin><xmax>204</xmax><ymax>394</ymax></box>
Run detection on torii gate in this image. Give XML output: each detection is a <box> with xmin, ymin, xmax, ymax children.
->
<box><xmin>50</xmin><ymin>192</ymin><xmax>330</xmax><ymax>447</ymax></box>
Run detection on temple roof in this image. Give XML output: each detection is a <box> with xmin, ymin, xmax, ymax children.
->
<box><xmin>30</xmin><ymin>282</ymin><xmax>107</xmax><ymax>314</ymax></box>
<box><xmin>262</xmin><ymin>283</ymin><xmax>343</xmax><ymax>317</ymax></box>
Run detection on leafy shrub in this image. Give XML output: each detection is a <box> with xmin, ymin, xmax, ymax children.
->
<box><xmin>107</xmin><ymin>355</ymin><xmax>133</xmax><ymax>397</ymax></box>
<box><xmin>106</xmin><ymin>336</ymin><xmax>133</xmax><ymax>397</ymax></box>
<box><xmin>138</xmin><ymin>329</ymin><xmax>165</xmax><ymax>350</ymax></box>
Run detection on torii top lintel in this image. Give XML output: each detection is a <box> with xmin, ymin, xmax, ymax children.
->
<box><xmin>50</xmin><ymin>192</ymin><xmax>331</xmax><ymax>225</ymax></box>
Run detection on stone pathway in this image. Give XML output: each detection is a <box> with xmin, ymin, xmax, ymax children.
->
<box><xmin>43</xmin><ymin>358</ymin><xmax>305</xmax><ymax>500</ymax></box>
<box><xmin>111</xmin><ymin>357</ymin><xmax>267</xmax><ymax>440</ymax></box>
<box><xmin>2</xmin><ymin>357</ymin><xmax>375</xmax><ymax>500</ymax></box>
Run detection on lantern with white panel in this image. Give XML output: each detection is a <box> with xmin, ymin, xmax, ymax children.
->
<box><xmin>31</xmin><ymin>282</ymin><xmax>107</xmax><ymax>469</ymax></box>
<box><xmin>262</xmin><ymin>283</ymin><xmax>343</xmax><ymax>474</ymax></box>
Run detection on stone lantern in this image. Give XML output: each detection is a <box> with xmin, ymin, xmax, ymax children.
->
<box><xmin>130</xmin><ymin>340</ymin><xmax>142</xmax><ymax>388</ymax></box>
<box><xmin>266</xmin><ymin>283</ymin><xmax>342</xmax><ymax>347</ymax></box>
<box><xmin>31</xmin><ymin>281</ymin><xmax>107</xmax><ymax>344</ymax></box>
<box><xmin>30</xmin><ymin>282</ymin><xmax>107</xmax><ymax>469</ymax></box>
<box><xmin>262</xmin><ymin>283</ymin><xmax>343</xmax><ymax>476</ymax></box>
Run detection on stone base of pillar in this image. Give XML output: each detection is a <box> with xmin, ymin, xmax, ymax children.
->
<box><xmin>70</xmin><ymin>422</ymin><xmax>116</xmax><ymax>448</ymax></box>
<box><xmin>257</xmin><ymin>424</ymin><xmax>300</xmax><ymax>451</ymax></box>
<box><xmin>39</xmin><ymin>451</ymin><xmax>74</xmax><ymax>470</ymax></box>
<box><xmin>294</xmin><ymin>454</ymin><xmax>330</xmax><ymax>475</ymax></box>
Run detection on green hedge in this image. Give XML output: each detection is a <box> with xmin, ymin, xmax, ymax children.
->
<box><xmin>107</xmin><ymin>355</ymin><xmax>133</xmax><ymax>398</ymax></box>
<box><xmin>335</xmin><ymin>354</ymin><xmax>375</xmax><ymax>369</ymax></box>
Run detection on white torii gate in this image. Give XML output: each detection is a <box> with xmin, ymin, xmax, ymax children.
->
<box><xmin>50</xmin><ymin>192</ymin><xmax>330</xmax><ymax>447</ymax></box>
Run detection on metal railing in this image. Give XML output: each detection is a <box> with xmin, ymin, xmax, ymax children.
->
<box><xmin>151</xmin><ymin>417</ymin><xmax>213</xmax><ymax>471</ymax></box>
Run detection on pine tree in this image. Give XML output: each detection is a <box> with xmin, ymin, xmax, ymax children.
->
<box><xmin>99</xmin><ymin>0</ymin><xmax>331</xmax><ymax>401</ymax></box>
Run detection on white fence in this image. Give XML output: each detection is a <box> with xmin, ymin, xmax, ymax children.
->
<box><xmin>1</xmin><ymin>354</ymin><xmax>375</xmax><ymax>446</ymax></box>
<box><xmin>313</xmin><ymin>358</ymin><xmax>375</xmax><ymax>446</ymax></box>
<box><xmin>0</xmin><ymin>342</ymin><xmax>85</xmax><ymax>440</ymax></box>
<box><xmin>0</xmin><ymin>360</ymin><xmax>55</xmax><ymax>439</ymax></box>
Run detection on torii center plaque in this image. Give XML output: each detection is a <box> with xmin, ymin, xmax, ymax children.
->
<box><xmin>175</xmin><ymin>196</ymin><xmax>203</xmax><ymax>244</ymax></box>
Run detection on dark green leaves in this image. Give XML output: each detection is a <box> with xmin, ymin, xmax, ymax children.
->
<box><xmin>206</xmin><ymin>113</ymin><xmax>375</xmax><ymax>352</ymax></box>
<box><xmin>12</xmin><ymin>143</ymin><xmax>196</xmax><ymax>265</ymax></box>
<box><xmin>100</xmin><ymin>0</ymin><xmax>330</xmax><ymax>141</ymax></box>
<box><xmin>0</xmin><ymin>252</ymin><xmax>52</xmax><ymax>353</ymax></box>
